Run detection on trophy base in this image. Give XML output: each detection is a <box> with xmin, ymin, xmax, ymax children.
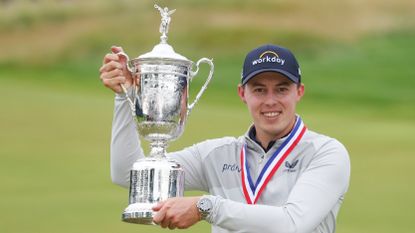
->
<box><xmin>121</xmin><ymin>158</ymin><xmax>185</xmax><ymax>225</ymax></box>
<box><xmin>122</xmin><ymin>203</ymin><xmax>156</xmax><ymax>225</ymax></box>
<box><xmin>122</xmin><ymin>211</ymin><xmax>155</xmax><ymax>225</ymax></box>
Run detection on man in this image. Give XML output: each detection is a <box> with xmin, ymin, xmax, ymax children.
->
<box><xmin>99</xmin><ymin>44</ymin><xmax>350</xmax><ymax>233</ymax></box>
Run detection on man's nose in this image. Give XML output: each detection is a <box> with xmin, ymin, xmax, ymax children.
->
<box><xmin>264</xmin><ymin>92</ymin><xmax>278</xmax><ymax>106</ymax></box>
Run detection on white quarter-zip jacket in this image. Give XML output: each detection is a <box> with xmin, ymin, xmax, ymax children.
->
<box><xmin>110</xmin><ymin>94</ymin><xmax>351</xmax><ymax>233</ymax></box>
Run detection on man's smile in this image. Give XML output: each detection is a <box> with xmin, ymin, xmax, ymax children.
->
<box><xmin>262</xmin><ymin>111</ymin><xmax>281</xmax><ymax>118</ymax></box>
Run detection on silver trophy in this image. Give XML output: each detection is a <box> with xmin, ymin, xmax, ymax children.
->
<box><xmin>116</xmin><ymin>5</ymin><xmax>214</xmax><ymax>225</ymax></box>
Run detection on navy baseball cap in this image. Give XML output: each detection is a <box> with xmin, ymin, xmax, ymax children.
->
<box><xmin>241</xmin><ymin>44</ymin><xmax>301</xmax><ymax>85</ymax></box>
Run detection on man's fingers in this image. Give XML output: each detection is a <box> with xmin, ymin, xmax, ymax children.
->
<box><xmin>101</xmin><ymin>75</ymin><xmax>125</xmax><ymax>86</ymax></box>
<box><xmin>151</xmin><ymin>197</ymin><xmax>199</xmax><ymax>230</ymax></box>
<box><xmin>99</xmin><ymin>61</ymin><xmax>123</xmax><ymax>74</ymax></box>
<box><xmin>99</xmin><ymin>46</ymin><xmax>131</xmax><ymax>94</ymax></box>
<box><xmin>102</xmin><ymin>53</ymin><xmax>119</xmax><ymax>65</ymax></box>
<box><xmin>100</xmin><ymin>69</ymin><xmax>123</xmax><ymax>82</ymax></box>
<box><xmin>152</xmin><ymin>201</ymin><xmax>165</xmax><ymax>211</ymax></box>
<box><xmin>160</xmin><ymin>211</ymin><xmax>176</xmax><ymax>229</ymax></box>
<box><xmin>152</xmin><ymin>203</ymin><xmax>167</xmax><ymax>225</ymax></box>
<box><xmin>160</xmin><ymin>217</ymin><xmax>170</xmax><ymax>229</ymax></box>
<box><xmin>111</xmin><ymin>45</ymin><xmax>123</xmax><ymax>54</ymax></box>
<box><xmin>110</xmin><ymin>46</ymin><xmax>128</xmax><ymax>66</ymax></box>
<box><xmin>168</xmin><ymin>222</ymin><xmax>176</xmax><ymax>230</ymax></box>
<box><xmin>101</xmin><ymin>76</ymin><xmax>125</xmax><ymax>93</ymax></box>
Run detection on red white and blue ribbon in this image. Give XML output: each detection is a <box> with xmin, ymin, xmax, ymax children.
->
<box><xmin>240</xmin><ymin>116</ymin><xmax>307</xmax><ymax>204</ymax></box>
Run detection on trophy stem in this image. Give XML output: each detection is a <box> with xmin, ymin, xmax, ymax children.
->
<box><xmin>160</xmin><ymin>35</ymin><xmax>167</xmax><ymax>44</ymax></box>
<box><xmin>149</xmin><ymin>141</ymin><xmax>168</xmax><ymax>158</ymax></box>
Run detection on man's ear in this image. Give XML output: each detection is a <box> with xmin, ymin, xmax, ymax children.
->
<box><xmin>296</xmin><ymin>83</ymin><xmax>305</xmax><ymax>102</ymax></box>
<box><xmin>237</xmin><ymin>84</ymin><xmax>246</xmax><ymax>104</ymax></box>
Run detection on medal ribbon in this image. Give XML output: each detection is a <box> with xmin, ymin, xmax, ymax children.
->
<box><xmin>240</xmin><ymin>116</ymin><xmax>307</xmax><ymax>204</ymax></box>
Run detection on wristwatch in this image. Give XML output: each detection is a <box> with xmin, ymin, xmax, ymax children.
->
<box><xmin>196</xmin><ymin>196</ymin><xmax>213</xmax><ymax>220</ymax></box>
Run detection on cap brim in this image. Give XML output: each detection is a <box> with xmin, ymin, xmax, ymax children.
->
<box><xmin>242</xmin><ymin>69</ymin><xmax>299</xmax><ymax>85</ymax></box>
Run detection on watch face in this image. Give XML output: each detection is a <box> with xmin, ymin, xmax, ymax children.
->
<box><xmin>199</xmin><ymin>198</ymin><xmax>212</xmax><ymax>212</ymax></box>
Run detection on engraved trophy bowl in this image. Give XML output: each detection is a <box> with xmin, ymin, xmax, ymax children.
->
<box><xmin>116</xmin><ymin>5</ymin><xmax>214</xmax><ymax>225</ymax></box>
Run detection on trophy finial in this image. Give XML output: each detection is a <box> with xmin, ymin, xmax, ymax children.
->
<box><xmin>154</xmin><ymin>4</ymin><xmax>176</xmax><ymax>44</ymax></box>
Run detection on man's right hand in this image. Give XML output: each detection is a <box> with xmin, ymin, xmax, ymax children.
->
<box><xmin>99</xmin><ymin>46</ymin><xmax>133</xmax><ymax>94</ymax></box>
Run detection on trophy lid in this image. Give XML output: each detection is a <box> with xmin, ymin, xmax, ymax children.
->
<box><xmin>138</xmin><ymin>43</ymin><xmax>189</xmax><ymax>61</ymax></box>
<box><xmin>137</xmin><ymin>4</ymin><xmax>189</xmax><ymax>62</ymax></box>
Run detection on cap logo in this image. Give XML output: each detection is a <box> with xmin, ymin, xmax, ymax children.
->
<box><xmin>251</xmin><ymin>50</ymin><xmax>285</xmax><ymax>66</ymax></box>
<box><xmin>259</xmin><ymin>51</ymin><xmax>279</xmax><ymax>58</ymax></box>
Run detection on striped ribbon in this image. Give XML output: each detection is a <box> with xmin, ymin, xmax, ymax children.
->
<box><xmin>240</xmin><ymin>116</ymin><xmax>307</xmax><ymax>204</ymax></box>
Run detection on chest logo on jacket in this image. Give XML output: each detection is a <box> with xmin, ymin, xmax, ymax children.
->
<box><xmin>222</xmin><ymin>163</ymin><xmax>241</xmax><ymax>173</ymax></box>
<box><xmin>284</xmin><ymin>159</ymin><xmax>299</xmax><ymax>173</ymax></box>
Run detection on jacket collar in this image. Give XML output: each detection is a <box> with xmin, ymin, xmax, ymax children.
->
<box><xmin>243</xmin><ymin>124</ymin><xmax>290</xmax><ymax>154</ymax></box>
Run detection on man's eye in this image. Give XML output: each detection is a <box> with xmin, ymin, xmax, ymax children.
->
<box><xmin>278</xmin><ymin>87</ymin><xmax>288</xmax><ymax>93</ymax></box>
<box><xmin>254</xmin><ymin>88</ymin><xmax>265</xmax><ymax>93</ymax></box>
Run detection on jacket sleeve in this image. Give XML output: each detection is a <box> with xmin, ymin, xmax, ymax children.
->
<box><xmin>168</xmin><ymin>145</ymin><xmax>210</xmax><ymax>192</ymax></box>
<box><xmin>110</xmin><ymin>94</ymin><xmax>144</xmax><ymax>187</ymax></box>
<box><xmin>208</xmin><ymin>140</ymin><xmax>351</xmax><ymax>233</ymax></box>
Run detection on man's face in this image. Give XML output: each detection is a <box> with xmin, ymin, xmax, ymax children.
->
<box><xmin>238</xmin><ymin>72</ymin><xmax>304</xmax><ymax>141</ymax></box>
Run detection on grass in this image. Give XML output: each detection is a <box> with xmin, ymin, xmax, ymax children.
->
<box><xmin>1</xmin><ymin>1</ymin><xmax>415</xmax><ymax>232</ymax></box>
<box><xmin>1</xmin><ymin>31</ymin><xmax>415</xmax><ymax>233</ymax></box>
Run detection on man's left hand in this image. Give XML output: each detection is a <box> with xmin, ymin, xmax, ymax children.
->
<box><xmin>152</xmin><ymin>196</ymin><xmax>201</xmax><ymax>229</ymax></box>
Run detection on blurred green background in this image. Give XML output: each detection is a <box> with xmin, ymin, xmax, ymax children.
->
<box><xmin>0</xmin><ymin>0</ymin><xmax>414</xmax><ymax>232</ymax></box>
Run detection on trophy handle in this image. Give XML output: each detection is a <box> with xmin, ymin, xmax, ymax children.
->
<box><xmin>115</xmin><ymin>51</ymin><xmax>137</xmax><ymax>115</ymax></box>
<box><xmin>188</xmin><ymin>58</ymin><xmax>214</xmax><ymax>116</ymax></box>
